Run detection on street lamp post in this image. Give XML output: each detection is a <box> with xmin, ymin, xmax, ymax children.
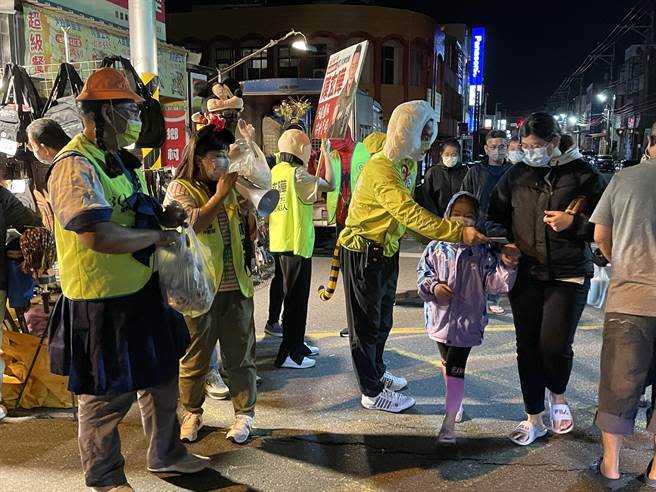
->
<box><xmin>597</xmin><ymin>92</ymin><xmax>615</xmax><ymax>156</ymax></box>
<box><xmin>207</xmin><ymin>30</ymin><xmax>315</xmax><ymax>85</ymax></box>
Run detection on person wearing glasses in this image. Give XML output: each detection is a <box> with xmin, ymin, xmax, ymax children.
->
<box><xmin>462</xmin><ymin>130</ymin><xmax>513</xmax><ymax>314</ymax></box>
<box><xmin>486</xmin><ymin>112</ymin><xmax>606</xmax><ymax>446</ymax></box>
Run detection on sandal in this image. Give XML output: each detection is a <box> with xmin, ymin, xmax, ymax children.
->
<box><xmin>643</xmin><ymin>459</ymin><xmax>656</xmax><ymax>488</ymax></box>
<box><xmin>547</xmin><ymin>394</ymin><xmax>574</xmax><ymax>434</ymax></box>
<box><xmin>509</xmin><ymin>420</ymin><xmax>547</xmax><ymax>446</ymax></box>
<box><xmin>589</xmin><ymin>456</ymin><xmax>621</xmax><ymax>488</ymax></box>
<box><xmin>437</xmin><ymin>427</ymin><xmax>456</xmax><ymax>445</ymax></box>
<box><xmin>455</xmin><ymin>404</ymin><xmax>464</xmax><ymax>423</ymax></box>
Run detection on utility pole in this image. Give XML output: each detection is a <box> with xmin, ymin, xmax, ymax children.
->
<box><xmin>128</xmin><ymin>0</ymin><xmax>160</xmax><ymax>169</ymax></box>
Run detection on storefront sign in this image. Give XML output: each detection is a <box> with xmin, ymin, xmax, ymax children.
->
<box><xmin>469</xmin><ymin>27</ymin><xmax>485</xmax><ymax>86</ymax></box>
<box><xmin>33</xmin><ymin>0</ymin><xmax>166</xmax><ymax>40</ymax></box>
<box><xmin>313</xmin><ymin>41</ymin><xmax>369</xmax><ymax>139</ymax></box>
<box><xmin>24</xmin><ymin>3</ymin><xmax>186</xmax><ymax>100</ymax></box>
<box><xmin>161</xmin><ymin>102</ymin><xmax>187</xmax><ymax>167</ymax></box>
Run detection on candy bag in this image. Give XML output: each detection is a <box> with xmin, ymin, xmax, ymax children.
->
<box><xmin>157</xmin><ymin>226</ymin><xmax>216</xmax><ymax>318</ymax></box>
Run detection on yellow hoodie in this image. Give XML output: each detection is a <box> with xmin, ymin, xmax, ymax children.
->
<box><xmin>339</xmin><ymin>101</ymin><xmax>462</xmax><ymax>257</ymax></box>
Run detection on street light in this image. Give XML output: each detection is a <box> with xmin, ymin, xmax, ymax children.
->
<box><xmin>568</xmin><ymin>115</ymin><xmax>578</xmax><ymax>126</ymax></box>
<box><xmin>597</xmin><ymin>93</ymin><xmax>608</xmax><ymax>103</ymax></box>
<box><xmin>208</xmin><ymin>30</ymin><xmax>316</xmax><ymax>84</ymax></box>
<box><xmin>559</xmin><ymin>113</ymin><xmax>567</xmax><ymax>119</ymax></box>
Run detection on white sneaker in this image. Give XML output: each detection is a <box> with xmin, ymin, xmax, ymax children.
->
<box><xmin>279</xmin><ymin>356</ymin><xmax>316</xmax><ymax>369</ymax></box>
<box><xmin>0</xmin><ymin>404</ymin><xmax>7</xmax><ymax>421</ymax></box>
<box><xmin>206</xmin><ymin>368</ymin><xmax>230</xmax><ymax>400</ymax></box>
<box><xmin>361</xmin><ymin>389</ymin><xmax>416</xmax><ymax>413</ymax></box>
<box><xmin>381</xmin><ymin>371</ymin><xmax>408</xmax><ymax>391</ymax></box>
<box><xmin>226</xmin><ymin>415</ymin><xmax>253</xmax><ymax>444</ymax></box>
<box><xmin>180</xmin><ymin>412</ymin><xmax>203</xmax><ymax>442</ymax></box>
<box><xmin>148</xmin><ymin>453</ymin><xmax>210</xmax><ymax>474</ymax></box>
<box><xmin>304</xmin><ymin>342</ymin><xmax>320</xmax><ymax>356</ymax></box>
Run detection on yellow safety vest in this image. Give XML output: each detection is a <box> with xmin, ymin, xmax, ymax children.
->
<box><xmin>174</xmin><ymin>179</ymin><xmax>254</xmax><ymax>299</ymax></box>
<box><xmin>52</xmin><ymin>134</ymin><xmax>153</xmax><ymax>300</ymax></box>
<box><xmin>269</xmin><ymin>161</ymin><xmax>315</xmax><ymax>259</ymax></box>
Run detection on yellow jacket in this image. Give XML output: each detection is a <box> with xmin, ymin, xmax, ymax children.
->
<box><xmin>339</xmin><ymin>101</ymin><xmax>462</xmax><ymax>256</ymax></box>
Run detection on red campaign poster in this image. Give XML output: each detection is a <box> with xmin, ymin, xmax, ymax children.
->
<box><xmin>162</xmin><ymin>104</ymin><xmax>187</xmax><ymax>168</ymax></box>
<box><xmin>312</xmin><ymin>41</ymin><xmax>368</xmax><ymax>140</ymax></box>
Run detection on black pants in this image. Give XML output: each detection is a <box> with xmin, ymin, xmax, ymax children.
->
<box><xmin>340</xmin><ymin>247</ymin><xmax>399</xmax><ymax>397</ymax></box>
<box><xmin>273</xmin><ymin>253</ymin><xmax>312</xmax><ymax>366</ymax></box>
<box><xmin>509</xmin><ymin>273</ymin><xmax>590</xmax><ymax>415</ymax></box>
<box><xmin>437</xmin><ymin>343</ymin><xmax>471</xmax><ymax>378</ymax></box>
<box><xmin>267</xmin><ymin>254</ymin><xmax>284</xmax><ymax>325</ymax></box>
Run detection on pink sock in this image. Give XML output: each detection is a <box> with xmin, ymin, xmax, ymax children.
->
<box><xmin>445</xmin><ymin>375</ymin><xmax>465</xmax><ymax>414</ymax></box>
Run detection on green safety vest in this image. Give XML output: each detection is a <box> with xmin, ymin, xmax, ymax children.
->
<box><xmin>53</xmin><ymin>134</ymin><xmax>153</xmax><ymax>300</ymax></box>
<box><xmin>174</xmin><ymin>179</ymin><xmax>254</xmax><ymax>299</ymax></box>
<box><xmin>269</xmin><ymin>161</ymin><xmax>315</xmax><ymax>258</ymax></box>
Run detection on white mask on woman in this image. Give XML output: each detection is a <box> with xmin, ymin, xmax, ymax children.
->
<box><xmin>443</xmin><ymin>156</ymin><xmax>459</xmax><ymax>168</ymax></box>
<box><xmin>524</xmin><ymin>145</ymin><xmax>561</xmax><ymax>168</ymax></box>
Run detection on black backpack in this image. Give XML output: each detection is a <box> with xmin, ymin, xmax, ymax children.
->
<box><xmin>0</xmin><ymin>64</ymin><xmax>43</xmax><ymax>156</ymax></box>
<box><xmin>42</xmin><ymin>63</ymin><xmax>85</xmax><ymax>138</ymax></box>
<box><xmin>101</xmin><ymin>56</ymin><xmax>165</xmax><ymax>149</ymax></box>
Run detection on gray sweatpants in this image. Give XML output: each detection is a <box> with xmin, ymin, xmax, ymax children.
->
<box><xmin>596</xmin><ymin>312</ymin><xmax>656</xmax><ymax>435</ymax></box>
<box><xmin>77</xmin><ymin>377</ymin><xmax>187</xmax><ymax>487</ymax></box>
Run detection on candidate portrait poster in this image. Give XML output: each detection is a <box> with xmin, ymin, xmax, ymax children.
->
<box><xmin>312</xmin><ymin>41</ymin><xmax>368</xmax><ymax>140</ymax></box>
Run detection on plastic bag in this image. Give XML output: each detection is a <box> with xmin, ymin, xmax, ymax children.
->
<box><xmin>587</xmin><ymin>264</ymin><xmax>610</xmax><ymax>309</ymax></box>
<box><xmin>157</xmin><ymin>227</ymin><xmax>217</xmax><ymax>318</ymax></box>
<box><xmin>230</xmin><ymin>139</ymin><xmax>271</xmax><ymax>189</ymax></box>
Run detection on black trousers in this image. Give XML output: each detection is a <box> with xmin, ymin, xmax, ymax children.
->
<box><xmin>509</xmin><ymin>273</ymin><xmax>590</xmax><ymax>415</ymax></box>
<box><xmin>267</xmin><ymin>254</ymin><xmax>284</xmax><ymax>325</ymax></box>
<box><xmin>437</xmin><ymin>343</ymin><xmax>472</xmax><ymax>378</ymax></box>
<box><xmin>273</xmin><ymin>253</ymin><xmax>312</xmax><ymax>366</ymax></box>
<box><xmin>340</xmin><ymin>247</ymin><xmax>399</xmax><ymax>397</ymax></box>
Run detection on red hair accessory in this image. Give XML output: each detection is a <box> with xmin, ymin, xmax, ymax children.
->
<box><xmin>208</xmin><ymin>114</ymin><xmax>226</xmax><ymax>132</ymax></box>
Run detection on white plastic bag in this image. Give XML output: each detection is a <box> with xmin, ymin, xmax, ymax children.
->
<box><xmin>587</xmin><ymin>264</ymin><xmax>610</xmax><ymax>309</ymax></box>
<box><xmin>230</xmin><ymin>139</ymin><xmax>271</xmax><ymax>189</ymax></box>
<box><xmin>157</xmin><ymin>227</ymin><xmax>217</xmax><ymax>318</ymax></box>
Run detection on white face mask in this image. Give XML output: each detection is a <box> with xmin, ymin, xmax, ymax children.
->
<box><xmin>508</xmin><ymin>150</ymin><xmax>524</xmax><ymax>164</ymax></box>
<box><xmin>524</xmin><ymin>145</ymin><xmax>561</xmax><ymax>168</ymax></box>
<box><xmin>443</xmin><ymin>156</ymin><xmax>459</xmax><ymax>168</ymax></box>
<box><xmin>450</xmin><ymin>216</ymin><xmax>476</xmax><ymax>227</ymax></box>
<box><xmin>487</xmin><ymin>149</ymin><xmax>507</xmax><ymax>164</ymax></box>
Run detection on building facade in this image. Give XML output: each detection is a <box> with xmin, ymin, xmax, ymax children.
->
<box><xmin>167</xmin><ymin>3</ymin><xmax>454</xmax><ymax>128</ymax></box>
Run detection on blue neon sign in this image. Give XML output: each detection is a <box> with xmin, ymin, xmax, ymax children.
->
<box><xmin>469</xmin><ymin>27</ymin><xmax>486</xmax><ymax>86</ymax></box>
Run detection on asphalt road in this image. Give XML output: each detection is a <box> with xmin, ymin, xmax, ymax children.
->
<box><xmin>1</xmin><ymin>238</ymin><xmax>654</xmax><ymax>491</ymax></box>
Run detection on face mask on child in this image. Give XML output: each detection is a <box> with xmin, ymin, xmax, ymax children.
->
<box><xmin>450</xmin><ymin>216</ymin><xmax>476</xmax><ymax>227</ymax></box>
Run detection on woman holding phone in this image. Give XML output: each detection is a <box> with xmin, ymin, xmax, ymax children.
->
<box><xmin>486</xmin><ymin>112</ymin><xmax>607</xmax><ymax>446</ymax></box>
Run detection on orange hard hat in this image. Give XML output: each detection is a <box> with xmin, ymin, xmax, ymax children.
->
<box><xmin>76</xmin><ymin>67</ymin><xmax>144</xmax><ymax>103</ymax></box>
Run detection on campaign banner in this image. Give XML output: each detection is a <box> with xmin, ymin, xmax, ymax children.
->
<box><xmin>34</xmin><ymin>0</ymin><xmax>166</xmax><ymax>40</ymax></box>
<box><xmin>312</xmin><ymin>41</ymin><xmax>368</xmax><ymax>140</ymax></box>
<box><xmin>24</xmin><ymin>3</ymin><xmax>186</xmax><ymax>99</ymax></box>
<box><xmin>162</xmin><ymin>102</ymin><xmax>187</xmax><ymax>168</ymax></box>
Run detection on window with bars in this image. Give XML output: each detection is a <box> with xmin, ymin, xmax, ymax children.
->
<box><xmin>302</xmin><ymin>43</ymin><xmax>328</xmax><ymax>78</ymax></box>
<box><xmin>215</xmin><ymin>47</ymin><xmax>235</xmax><ymax>71</ymax></box>
<box><xmin>382</xmin><ymin>46</ymin><xmax>395</xmax><ymax>85</ymax></box>
<box><xmin>278</xmin><ymin>46</ymin><xmax>299</xmax><ymax>77</ymax></box>
<box><xmin>240</xmin><ymin>47</ymin><xmax>268</xmax><ymax>79</ymax></box>
<box><xmin>410</xmin><ymin>47</ymin><xmax>424</xmax><ymax>86</ymax></box>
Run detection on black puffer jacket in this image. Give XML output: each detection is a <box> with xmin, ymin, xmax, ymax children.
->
<box><xmin>486</xmin><ymin>158</ymin><xmax>607</xmax><ymax>280</ymax></box>
<box><xmin>421</xmin><ymin>163</ymin><xmax>469</xmax><ymax>216</ymax></box>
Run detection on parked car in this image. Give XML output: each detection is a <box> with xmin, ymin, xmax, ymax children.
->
<box><xmin>615</xmin><ymin>159</ymin><xmax>640</xmax><ymax>172</ymax></box>
<box><xmin>594</xmin><ymin>155</ymin><xmax>615</xmax><ymax>173</ymax></box>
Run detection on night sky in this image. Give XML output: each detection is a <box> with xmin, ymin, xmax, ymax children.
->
<box><xmin>167</xmin><ymin>0</ymin><xmax>633</xmax><ymax>112</ymax></box>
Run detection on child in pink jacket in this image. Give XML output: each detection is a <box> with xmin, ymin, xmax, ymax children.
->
<box><xmin>417</xmin><ymin>192</ymin><xmax>517</xmax><ymax>444</ymax></box>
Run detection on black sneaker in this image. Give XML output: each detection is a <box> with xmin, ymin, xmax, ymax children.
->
<box><xmin>339</xmin><ymin>328</ymin><xmax>349</xmax><ymax>338</ymax></box>
<box><xmin>265</xmin><ymin>322</ymin><xmax>283</xmax><ymax>338</ymax></box>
